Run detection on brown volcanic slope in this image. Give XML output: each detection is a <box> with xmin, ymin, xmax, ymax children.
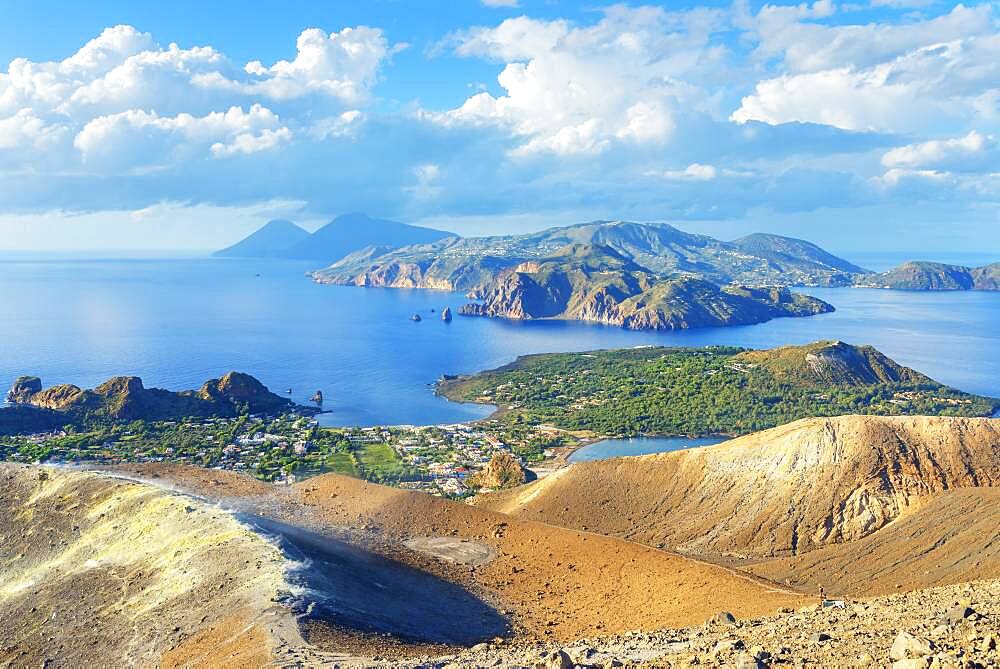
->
<box><xmin>751</xmin><ymin>487</ymin><xmax>1000</xmax><ymax>596</ymax></box>
<box><xmin>477</xmin><ymin>416</ymin><xmax>1000</xmax><ymax>583</ymax></box>
<box><xmin>112</xmin><ymin>463</ymin><xmax>808</xmax><ymax>645</ymax></box>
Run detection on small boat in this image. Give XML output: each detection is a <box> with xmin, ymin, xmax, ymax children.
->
<box><xmin>286</xmin><ymin>388</ymin><xmax>292</xmax><ymax>394</ymax></box>
<box><xmin>411</xmin><ymin>313</ymin><xmax>422</xmax><ymax>322</ymax></box>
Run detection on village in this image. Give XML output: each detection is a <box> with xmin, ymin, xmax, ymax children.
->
<box><xmin>0</xmin><ymin>411</ymin><xmax>574</xmax><ymax>497</ymax></box>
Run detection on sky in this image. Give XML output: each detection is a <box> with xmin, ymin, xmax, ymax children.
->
<box><xmin>1</xmin><ymin>0</ymin><xmax>999</xmax><ymax>255</ymax></box>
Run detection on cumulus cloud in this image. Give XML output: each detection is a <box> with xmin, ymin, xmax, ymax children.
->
<box><xmin>0</xmin><ymin>109</ymin><xmax>66</xmax><ymax>150</ymax></box>
<box><xmin>0</xmin><ymin>23</ymin><xmax>398</xmax><ymax>173</ymax></box>
<box><xmin>4</xmin><ymin>5</ymin><xmax>1000</xmax><ymax>243</ymax></box>
<box><xmin>73</xmin><ymin>105</ymin><xmax>291</xmax><ymax>168</ymax></box>
<box><xmin>881</xmin><ymin>131</ymin><xmax>995</xmax><ymax>171</ymax></box>
<box><xmin>203</xmin><ymin>27</ymin><xmax>399</xmax><ymax>103</ymax></box>
<box><xmin>732</xmin><ymin>6</ymin><xmax>1000</xmax><ymax>134</ymax></box>
<box><xmin>429</xmin><ymin>7</ymin><xmax>727</xmax><ymax>156</ymax></box>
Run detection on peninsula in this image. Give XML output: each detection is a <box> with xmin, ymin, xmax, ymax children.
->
<box><xmin>438</xmin><ymin>340</ymin><xmax>999</xmax><ymax>438</ymax></box>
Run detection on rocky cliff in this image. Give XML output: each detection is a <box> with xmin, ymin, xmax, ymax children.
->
<box><xmin>2</xmin><ymin>371</ymin><xmax>305</xmax><ymax>432</ymax></box>
<box><xmin>459</xmin><ymin>244</ymin><xmax>833</xmax><ymax>330</ymax></box>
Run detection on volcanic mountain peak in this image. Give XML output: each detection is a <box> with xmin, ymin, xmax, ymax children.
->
<box><xmin>736</xmin><ymin>340</ymin><xmax>928</xmax><ymax>386</ymax></box>
<box><xmin>479</xmin><ymin>415</ymin><xmax>1000</xmax><ymax>561</ymax></box>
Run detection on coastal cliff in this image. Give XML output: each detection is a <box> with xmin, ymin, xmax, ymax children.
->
<box><xmin>1</xmin><ymin>371</ymin><xmax>307</xmax><ymax>434</ymax></box>
<box><xmin>459</xmin><ymin>244</ymin><xmax>833</xmax><ymax>330</ymax></box>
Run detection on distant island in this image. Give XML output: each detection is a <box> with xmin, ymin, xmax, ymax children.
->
<box><xmin>213</xmin><ymin>213</ymin><xmax>452</xmax><ymax>263</ymax></box>
<box><xmin>217</xmin><ymin>217</ymin><xmax>998</xmax><ymax>336</ymax></box>
<box><xmin>311</xmin><ymin>219</ymin><xmax>870</xmax><ymax>293</ymax></box>
<box><xmin>1</xmin><ymin>371</ymin><xmax>311</xmax><ymax>435</ymax></box>
<box><xmin>307</xmin><ymin>219</ymin><xmax>859</xmax><ymax>330</ymax></box>
<box><xmin>856</xmin><ymin>260</ymin><xmax>1000</xmax><ymax>291</ymax></box>
<box><xmin>438</xmin><ymin>340</ymin><xmax>999</xmax><ymax>439</ymax></box>
<box><xmin>457</xmin><ymin>243</ymin><xmax>833</xmax><ymax>330</ymax></box>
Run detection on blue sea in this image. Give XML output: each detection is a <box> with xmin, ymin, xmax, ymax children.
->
<box><xmin>1</xmin><ymin>255</ymin><xmax>998</xmax><ymax>427</ymax></box>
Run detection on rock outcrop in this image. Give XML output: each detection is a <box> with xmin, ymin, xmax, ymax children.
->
<box><xmin>736</xmin><ymin>340</ymin><xmax>929</xmax><ymax>385</ymax></box>
<box><xmin>441</xmin><ymin>306</ymin><xmax>453</xmax><ymax>322</ymax></box>
<box><xmin>466</xmin><ymin>452</ymin><xmax>534</xmax><ymax>490</ymax></box>
<box><xmin>5</xmin><ymin>376</ymin><xmax>41</xmax><ymax>404</ymax></box>
<box><xmin>1</xmin><ymin>371</ymin><xmax>306</xmax><ymax>433</ymax></box>
<box><xmin>459</xmin><ymin>244</ymin><xmax>833</xmax><ymax>330</ymax></box>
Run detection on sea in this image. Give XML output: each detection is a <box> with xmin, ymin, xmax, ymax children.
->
<box><xmin>1</xmin><ymin>253</ymin><xmax>998</xmax><ymax>427</ymax></box>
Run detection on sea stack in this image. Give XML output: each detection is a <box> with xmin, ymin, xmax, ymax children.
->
<box><xmin>441</xmin><ymin>307</ymin><xmax>453</xmax><ymax>322</ymax></box>
<box><xmin>6</xmin><ymin>376</ymin><xmax>42</xmax><ymax>404</ymax></box>
<box><xmin>310</xmin><ymin>390</ymin><xmax>323</xmax><ymax>404</ymax></box>
<box><xmin>411</xmin><ymin>313</ymin><xmax>422</xmax><ymax>322</ymax></box>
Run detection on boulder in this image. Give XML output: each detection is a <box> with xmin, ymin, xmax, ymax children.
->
<box><xmin>442</xmin><ymin>307</ymin><xmax>453</xmax><ymax>322</ymax></box>
<box><xmin>938</xmin><ymin>605</ymin><xmax>976</xmax><ymax>626</ymax></box>
<box><xmin>533</xmin><ymin>649</ymin><xmax>572</xmax><ymax>669</ymax></box>
<box><xmin>708</xmin><ymin>611</ymin><xmax>737</xmax><ymax>626</ymax></box>
<box><xmin>890</xmin><ymin>632</ymin><xmax>934</xmax><ymax>661</ymax></box>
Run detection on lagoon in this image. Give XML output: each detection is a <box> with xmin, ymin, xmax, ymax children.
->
<box><xmin>568</xmin><ymin>436</ymin><xmax>728</xmax><ymax>463</ymax></box>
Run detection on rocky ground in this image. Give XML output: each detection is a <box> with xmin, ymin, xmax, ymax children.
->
<box><xmin>413</xmin><ymin>579</ymin><xmax>1000</xmax><ymax>669</ymax></box>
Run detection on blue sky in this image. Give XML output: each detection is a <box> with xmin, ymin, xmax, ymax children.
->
<box><xmin>1</xmin><ymin>0</ymin><xmax>999</xmax><ymax>254</ymax></box>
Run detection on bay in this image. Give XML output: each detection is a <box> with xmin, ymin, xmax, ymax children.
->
<box><xmin>1</xmin><ymin>255</ymin><xmax>998</xmax><ymax>427</ymax></box>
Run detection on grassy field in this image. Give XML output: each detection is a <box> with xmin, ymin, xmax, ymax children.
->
<box><xmin>323</xmin><ymin>451</ymin><xmax>359</xmax><ymax>477</ymax></box>
<box><xmin>356</xmin><ymin>442</ymin><xmax>415</xmax><ymax>481</ymax></box>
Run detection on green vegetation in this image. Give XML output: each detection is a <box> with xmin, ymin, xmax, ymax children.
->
<box><xmin>0</xmin><ymin>415</ymin><xmax>413</xmax><ymax>484</ymax></box>
<box><xmin>438</xmin><ymin>342</ymin><xmax>999</xmax><ymax>438</ymax></box>
<box><xmin>356</xmin><ymin>442</ymin><xmax>418</xmax><ymax>482</ymax></box>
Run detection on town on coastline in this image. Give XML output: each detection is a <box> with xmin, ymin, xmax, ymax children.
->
<box><xmin>0</xmin><ymin>412</ymin><xmax>570</xmax><ymax>496</ymax></box>
<box><xmin>3</xmin><ymin>340</ymin><xmax>997</xmax><ymax>498</ymax></box>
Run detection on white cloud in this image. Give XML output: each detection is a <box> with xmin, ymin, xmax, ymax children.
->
<box><xmin>733</xmin><ymin>35</ymin><xmax>1000</xmax><ymax>132</ymax></box>
<box><xmin>0</xmin><ymin>23</ymin><xmax>397</xmax><ymax>174</ymax></box>
<box><xmin>881</xmin><ymin>131</ymin><xmax>994</xmax><ymax>171</ymax></box>
<box><xmin>74</xmin><ymin>104</ymin><xmax>291</xmax><ymax>167</ymax></box>
<box><xmin>744</xmin><ymin>3</ymin><xmax>991</xmax><ymax>74</ymax></box>
<box><xmin>405</xmin><ymin>163</ymin><xmax>443</xmax><ymax>199</ymax></box>
<box><xmin>205</xmin><ymin>27</ymin><xmax>398</xmax><ymax>103</ymax></box>
<box><xmin>653</xmin><ymin>163</ymin><xmax>719</xmax><ymax>180</ymax></box>
<box><xmin>429</xmin><ymin>7</ymin><xmax>727</xmax><ymax>156</ymax></box>
<box><xmin>732</xmin><ymin>5</ymin><xmax>1000</xmax><ymax>134</ymax></box>
<box><xmin>309</xmin><ymin>109</ymin><xmax>364</xmax><ymax>140</ymax></box>
<box><xmin>0</xmin><ymin>108</ymin><xmax>65</xmax><ymax>150</ymax></box>
<box><xmin>5</xmin><ymin>6</ymin><xmax>1000</xmax><ymax>243</ymax></box>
